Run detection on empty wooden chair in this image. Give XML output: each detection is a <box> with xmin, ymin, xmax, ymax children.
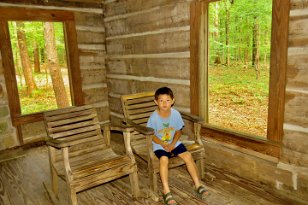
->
<box><xmin>43</xmin><ymin>105</ymin><xmax>140</xmax><ymax>205</ymax></box>
<box><xmin>121</xmin><ymin>92</ymin><xmax>205</xmax><ymax>197</ymax></box>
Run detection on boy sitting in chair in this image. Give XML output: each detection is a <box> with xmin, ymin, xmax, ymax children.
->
<box><xmin>147</xmin><ymin>87</ymin><xmax>209</xmax><ymax>205</ymax></box>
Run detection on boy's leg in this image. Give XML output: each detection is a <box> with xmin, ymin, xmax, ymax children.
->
<box><xmin>172</xmin><ymin>144</ymin><xmax>201</xmax><ymax>187</ymax></box>
<box><xmin>155</xmin><ymin>150</ymin><xmax>177</xmax><ymax>204</ymax></box>
<box><xmin>159</xmin><ymin>156</ymin><xmax>170</xmax><ymax>194</ymax></box>
<box><xmin>178</xmin><ymin>151</ymin><xmax>202</xmax><ymax>188</ymax></box>
<box><xmin>178</xmin><ymin>151</ymin><xmax>209</xmax><ymax>198</ymax></box>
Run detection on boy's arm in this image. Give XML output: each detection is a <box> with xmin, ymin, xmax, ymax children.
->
<box><xmin>167</xmin><ymin>129</ymin><xmax>182</xmax><ymax>151</ymax></box>
<box><xmin>172</xmin><ymin>130</ymin><xmax>182</xmax><ymax>145</ymax></box>
<box><xmin>152</xmin><ymin>135</ymin><xmax>168</xmax><ymax>150</ymax></box>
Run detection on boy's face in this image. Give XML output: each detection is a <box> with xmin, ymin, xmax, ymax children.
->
<box><xmin>154</xmin><ymin>94</ymin><xmax>175</xmax><ymax>112</ymax></box>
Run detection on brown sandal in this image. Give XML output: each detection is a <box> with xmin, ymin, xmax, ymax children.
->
<box><xmin>162</xmin><ymin>192</ymin><xmax>177</xmax><ymax>205</ymax></box>
<box><xmin>195</xmin><ymin>185</ymin><xmax>210</xmax><ymax>200</ymax></box>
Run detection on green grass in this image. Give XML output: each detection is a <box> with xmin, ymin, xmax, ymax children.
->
<box><xmin>18</xmin><ymin>87</ymin><xmax>58</xmax><ymax>115</ymax></box>
<box><xmin>17</xmin><ymin>69</ymin><xmax>71</xmax><ymax>115</ymax></box>
<box><xmin>208</xmin><ymin>65</ymin><xmax>269</xmax><ymax>137</ymax></box>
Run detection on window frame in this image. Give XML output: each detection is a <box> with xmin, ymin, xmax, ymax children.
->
<box><xmin>190</xmin><ymin>0</ymin><xmax>290</xmax><ymax>157</ymax></box>
<box><xmin>0</xmin><ymin>8</ymin><xmax>84</xmax><ymax>144</ymax></box>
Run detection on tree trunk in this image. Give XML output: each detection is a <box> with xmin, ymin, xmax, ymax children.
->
<box><xmin>43</xmin><ymin>22</ymin><xmax>69</xmax><ymax>108</ymax></box>
<box><xmin>15</xmin><ymin>48</ymin><xmax>23</xmax><ymax>87</ymax></box>
<box><xmin>33</xmin><ymin>41</ymin><xmax>40</xmax><ymax>73</ymax></box>
<box><xmin>224</xmin><ymin>0</ymin><xmax>230</xmax><ymax>67</ymax></box>
<box><xmin>252</xmin><ymin>15</ymin><xmax>260</xmax><ymax>79</ymax></box>
<box><xmin>16</xmin><ymin>21</ymin><xmax>37</xmax><ymax>96</ymax></box>
<box><xmin>213</xmin><ymin>3</ymin><xmax>221</xmax><ymax>65</ymax></box>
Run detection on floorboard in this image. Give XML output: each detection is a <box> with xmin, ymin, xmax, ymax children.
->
<box><xmin>0</xmin><ymin>133</ymin><xmax>292</xmax><ymax>205</ymax></box>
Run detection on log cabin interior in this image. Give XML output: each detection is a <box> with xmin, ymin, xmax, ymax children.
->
<box><xmin>0</xmin><ymin>0</ymin><xmax>307</xmax><ymax>204</ymax></box>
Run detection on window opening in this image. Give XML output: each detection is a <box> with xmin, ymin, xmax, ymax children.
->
<box><xmin>207</xmin><ymin>0</ymin><xmax>272</xmax><ymax>137</ymax></box>
<box><xmin>8</xmin><ymin>21</ymin><xmax>72</xmax><ymax>115</ymax></box>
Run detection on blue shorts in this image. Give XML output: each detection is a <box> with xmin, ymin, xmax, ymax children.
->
<box><xmin>154</xmin><ymin>143</ymin><xmax>187</xmax><ymax>159</ymax></box>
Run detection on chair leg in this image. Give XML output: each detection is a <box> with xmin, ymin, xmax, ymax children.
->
<box><xmin>48</xmin><ymin>147</ymin><xmax>59</xmax><ymax>198</ymax></box>
<box><xmin>67</xmin><ymin>188</ymin><xmax>77</xmax><ymax>205</ymax></box>
<box><xmin>196</xmin><ymin>158</ymin><xmax>205</xmax><ymax>179</ymax></box>
<box><xmin>149</xmin><ymin>168</ymin><xmax>158</xmax><ymax>194</ymax></box>
<box><xmin>129</xmin><ymin>169</ymin><xmax>140</xmax><ymax>198</ymax></box>
<box><xmin>50</xmin><ymin>166</ymin><xmax>59</xmax><ymax>198</ymax></box>
<box><xmin>148</xmin><ymin>168</ymin><xmax>160</xmax><ymax>201</ymax></box>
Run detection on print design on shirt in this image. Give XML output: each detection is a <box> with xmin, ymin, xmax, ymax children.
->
<box><xmin>158</xmin><ymin>123</ymin><xmax>174</xmax><ymax>142</ymax></box>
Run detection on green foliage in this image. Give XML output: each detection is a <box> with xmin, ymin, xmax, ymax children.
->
<box><xmin>208</xmin><ymin>0</ymin><xmax>272</xmax><ymax>65</ymax></box>
<box><xmin>8</xmin><ymin>21</ymin><xmax>67</xmax><ymax>67</ymax></box>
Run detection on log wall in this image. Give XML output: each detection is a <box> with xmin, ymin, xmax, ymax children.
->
<box><xmin>0</xmin><ymin>47</ymin><xmax>19</xmax><ymax>150</ymax></box>
<box><xmin>104</xmin><ymin>0</ymin><xmax>308</xmax><ymax>203</ymax></box>
<box><xmin>0</xmin><ymin>0</ymin><xmax>108</xmax><ymax>149</ymax></box>
<box><xmin>104</xmin><ymin>0</ymin><xmax>192</xmax><ymax>124</ymax></box>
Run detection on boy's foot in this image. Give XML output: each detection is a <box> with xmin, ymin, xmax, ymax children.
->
<box><xmin>195</xmin><ymin>185</ymin><xmax>210</xmax><ymax>200</ymax></box>
<box><xmin>162</xmin><ymin>192</ymin><xmax>177</xmax><ymax>205</ymax></box>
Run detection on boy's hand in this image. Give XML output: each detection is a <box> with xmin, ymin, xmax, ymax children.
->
<box><xmin>162</xmin><ymin>141</ymin><xmax>175</xmax><ymax>152</ymax></box>
<box><xmin>166</xmin><ymin>144</ymin><xmax>175</xmax><ymax>152</ymax></box>
<box><xmin>162</xmin><ymin>141</ymin><xmax>169</xmax><ymax>151</ymax></box>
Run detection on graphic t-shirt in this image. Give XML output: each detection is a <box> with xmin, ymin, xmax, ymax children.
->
<box><xmin>146</xmin><ymin>108</ymin><xmax>184</xmax><ymax>152</ymax></box>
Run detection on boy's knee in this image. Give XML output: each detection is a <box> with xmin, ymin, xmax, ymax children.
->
<box><xmin>160</xmin><ymin>156</ymin><xmax>169</xmax><ymax>164</ymax></box>
<box><xmin>180</xmin><ymin>151</ymin><xmax>193</xmax><ymax>161</ymax></box>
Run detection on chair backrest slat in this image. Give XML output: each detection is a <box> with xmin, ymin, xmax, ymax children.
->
<box><xmin>121</xmin><ymin>92</ymin><xmax>156</xmax><ymax>126</ymax></box>
<box><xmin>46</xmin><ymin>113</ymin><xmax>97</xmax><ymax>130</ymax></box>
<box><xmin>44</xmin><ymin>105</ymin><xmax>106</xmax><ymax>157</ymax></box>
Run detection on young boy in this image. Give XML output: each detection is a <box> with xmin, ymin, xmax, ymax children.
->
<box><xmin>147</xmin><ymin>87</ymin><xmax>209</xmax><ymax>205</ymax></box>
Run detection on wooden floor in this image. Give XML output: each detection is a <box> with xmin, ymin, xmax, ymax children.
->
<box><xmin>0</xmin><ymin>134</ymin><xmax>293</xmax><ymax>205</ymax></box>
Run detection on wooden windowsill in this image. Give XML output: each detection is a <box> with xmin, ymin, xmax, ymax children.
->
<box><xmin>201</xmin><ymin>123</ymin><xmax>281</xmax><ymax>158</ymax></box>
<box><xmin>12</xmin><ymin>112</ymin><xmax>44</xmax><ymax>126</ymax></box>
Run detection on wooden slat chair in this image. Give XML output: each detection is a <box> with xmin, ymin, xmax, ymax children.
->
<box><xmin>121</xmin><ymin>92</ymin><xmax>205</xmax><ymax>197</ymax></box>
<box><xmin>43</xmin><ymin>105</ymin><xmax>140</xmax><ymax>205</ymax></box>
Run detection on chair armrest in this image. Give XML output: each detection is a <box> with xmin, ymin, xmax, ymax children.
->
<box><xmin>110</xmin><ymin>124</ymin><xmax>134</xmax><ymax>132</ymax></box>
<box><xmin>46</xmin><ymin>138</ymin><xmax>71</xmax><ymax>149</ymax></box>
<box><xmin>123</xmin><ymin>118</ymin><xmax>154</xmax><ymax>135</ymax></box>
<box><xmin>179</xmin><ymin>112</ymin><xmax>204</xmax><ymax>146</ymax></box>
<box><xmin>179</xmin><ymin>111</ymin><xmax>204</xmax><ymax>124</ymax></box>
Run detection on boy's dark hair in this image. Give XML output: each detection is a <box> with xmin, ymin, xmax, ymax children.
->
<box><xmin>154</xmin><ymin>87</ymin><xmax>174</xmax><ymax>100</ymax></box>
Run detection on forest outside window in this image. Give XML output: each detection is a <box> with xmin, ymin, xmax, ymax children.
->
<box><xmin>190</xmin><ymin>0</ymin><xmax>289</xmax><ymax>157</ymax></box>
<box><xmin>0</xmin><ymin>9</ymin><xmax>83</xmax><ymax>137</ymax></box>
<box><xmin>9</xmin><ymin>21</ymin><xmax>72</xmax><ymax>115</ymax></box>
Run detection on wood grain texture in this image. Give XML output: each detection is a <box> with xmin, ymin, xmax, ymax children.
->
<box><xmin>267</xmin><ymin>0</ymin><xmax>290</xmax><ymax>142</ymax></box>
<box><xmin>0</xmin><ymin>137</ymin><xmax>297</xmax><ymax>205</ymax></box>
<box><xmin>0</xmin><ymin>0</ymin><xmax>102</xmax><ymax>8</ymax></box>
<box><xmin>105</xmin><ymin>0</ymin><xmax>192</xmax><ymax>121</ymax></box>
<box><xmin>43</xmin><ymin>105</ymin><xmax>139</xmax><ymax>204</ymax></box>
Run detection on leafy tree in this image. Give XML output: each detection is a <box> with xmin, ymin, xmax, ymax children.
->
<box><xmin>16</xmin><ymin>21</ymin><xmax>37</xmax><ymax>95</ymax></box>
<box><xmin>43</xmin><ymin>22</ymin><xmax>69</xmax><ymax>108</ymax></box>
<box><xmin>208</xmin><ymin>0</ymin><xmax>272</xmax><ymax>70</ymax></box>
